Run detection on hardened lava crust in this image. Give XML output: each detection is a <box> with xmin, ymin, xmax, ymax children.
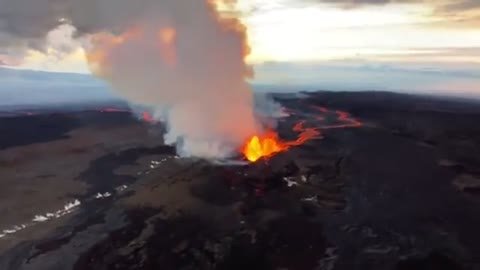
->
<box><xmin>1</xmin><ymin>91</ymin><xmax>480</xmax><ymax>270</ymax></box>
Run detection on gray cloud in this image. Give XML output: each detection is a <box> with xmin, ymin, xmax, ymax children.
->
<box><xmin>441</xmin><ymin>0</ymin><xmax>480</xmax><ymax>12</ymax></box>
<box><xmin>1</xmin><ymin>0</ymin><xmax>479</xmax><ymax>56</ymax></box>
<box><xmin>321</xmin><ymin>0</ymin><xmax>415</xmax><ymax>4</ymax></box>
<box><xmin>292</xmin><ymin>0</ymin><xmax>480</xmax><ymax>27</ymax></box>
<box><xmin>301</xmin><ymin>0</ymin><xmax>480</xmax><ymax>13</ymax></box>
<box><xmin>0</xmin><ymin>0</ymin><xmax>210</xmax><ymax>56</ymax></box>
<box><xmin>432</xmin><ymin>1</ymin><xmax>480</xmax><ymax>27</ymax></box>
<box><xmin>0</xmin><ymin>0</ymin><xmax>67</xmax><ymax>53</ymax></box>
<box><xmin>300</xmin><ymin>0</ymin><xmax>420</xmax><ymax>8</ymax></box>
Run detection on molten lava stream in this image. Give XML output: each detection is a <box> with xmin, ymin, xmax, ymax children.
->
<box><xmin>316</xmin><ymin>110</ymin><xmax>363</xmax><ymax>129</ymax></box>
<box><xmin>310</xmin><ymin>105</ymin><xmax>363</xmax><ymax>128</ymax></box>
<box><xmin>288</xmin><ymin>121</ymin><xmax>322</xmax><ymax>146</ymax></box>
<box><xmin>241</xmin><ymin>106</ymin><xmax>362</xmax><ymax>163</ymax></box>
<box><xmin>242</xmin><ymin>122</ymin><xmax>322</xmax><ymax>162</ymax></box>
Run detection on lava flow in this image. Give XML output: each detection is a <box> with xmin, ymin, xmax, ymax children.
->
<box><xmin>242</xmin><ymin>106</ymin><xmax>363</xmax><ymax>162</ymax></box>
<box><xmin>242</xmin><ymin>125</ymin><xmax>321</xmax><ymax>162</ymax></box>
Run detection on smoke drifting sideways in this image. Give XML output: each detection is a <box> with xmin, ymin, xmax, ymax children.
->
<box><xmin>0</xmin><ymin>0</ymin><xmax>279</xmax><ymax>159</ymax></box>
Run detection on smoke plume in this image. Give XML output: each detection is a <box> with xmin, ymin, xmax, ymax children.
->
<box><xmin>0</xmin><ymin>0</ymin><xmax>266</xmax><ymax>159</ymax></box>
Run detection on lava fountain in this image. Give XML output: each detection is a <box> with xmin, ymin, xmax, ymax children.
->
<box><xmin>241</xmin><ymin>125</ymin><xmax>321</xmax><ymax>163</ymax></box>
<box><xmin>241</xmin><ymin>106</ymin><xmax>363</xmax><ymax>163</ymax></box>
<box><xmin>242</xmin><ymin>132</ymin><xmax>288</xmax><ymax>162</ymax></box>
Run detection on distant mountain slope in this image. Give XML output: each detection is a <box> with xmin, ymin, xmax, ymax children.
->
<box><xmin>0</xmin><ymin>68</ymin><xmax>118</xmax><ymax>108</ymax></box>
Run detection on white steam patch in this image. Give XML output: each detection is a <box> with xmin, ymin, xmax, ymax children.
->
<box><xmin>283</xmin><ymin>177</ymin><xmax>299</xmax><ymax>187</ymax></box>
<box><xmin>0</xmin><ymin>199</ymin><xmax>81</xmax><ymax>239</ymax></box>
<box><xmin>30</xmin><ymin>199</ymin><xmax>81</xmax><ymax>222</ymax></box>
<box><xmin>254</xmin><ymin>93</ymin><xmax>288</xmax><ymax>119</ymax></box>
<box><xmin>95</xmin><ymin>192</ymin><xmax>112</xmax><ymax>199</ymax></box>
<box><xmin>150</xmin><ymin>159</ymin><xmax>167</xmax><ymax>169</ymax></box>
<box><xmin>0</xmin><ymin>184</ymin><xmax>131</xmax><ymax>240</ymax></box>
<box><xmin>116</xmin><ymin>185</ymin><xmax>128</xmax><ymax>192</ymax></box>
<box><xmin>33</xmin><ymin>215</ymin><xmax>49</xmax><ymax>222</ymax></box>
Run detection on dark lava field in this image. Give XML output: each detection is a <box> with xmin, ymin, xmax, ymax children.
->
<box><xmin>1</xmin><ymin>91</ymin><xmax>480</xmax><ymax>270</ymax></box>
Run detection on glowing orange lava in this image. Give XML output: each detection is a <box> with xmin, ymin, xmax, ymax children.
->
<box><xmin>242</xmin><ymin>123</ymin><xmax>321</xmax><ymax>162</ymax></box>
<box><xmin>142</xmin><ymin>111</ymin><xmax>154</xmax><ymax>123</ymax></box>
<box><xmin>289</xmin><ymin>121</ymin><xmax>322</xmax><ymax>146</ymax></box>
<box><xmin>242</xmin><ymin>132</ymin><xmax>288</xmax><ymax>162</ymax></box>
<box><xmin>241</xmin><ymin>106</ymin><xmax>363</xmax><ymax>162</ymax></box>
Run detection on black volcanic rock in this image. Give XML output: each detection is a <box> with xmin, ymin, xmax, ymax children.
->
<box><xmin>243</xmin><ymin>152</ymin><xmax>299</xmax><ymax>180</ymax></box>
<box><xmin>3</xmin><ymin>92</ymin><xmax>480</xmax><ymax>270</ymax></box>
<box><xmin>239</xmin><ymin>152</ymin><xmax>300</xmax><ymax>196</ymax></box>
<box><xmin>396</xmin><ymin>252</ymin><xmax>465</xmax><ymax>270</ymax></box>
<box><xmin>0</xmin><ymin>114</ymin><xmax>80</xmax><ymax>150</ymax></box>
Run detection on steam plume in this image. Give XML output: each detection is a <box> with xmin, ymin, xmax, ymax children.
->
<box><xmin>84</xmin><ymin>0</ymin><xmax>260</xmax><ymax>158</ymax></box>
<box><xmin>0</xmin><ymin>0</ymin><xmax>269</xmax><ymax>158</ymax></box>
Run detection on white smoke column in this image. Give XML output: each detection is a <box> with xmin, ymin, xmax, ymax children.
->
<box><xmin>84</xmin><ymin>0</ymin><xmax>261</xmax><ymax>159</ymax></box>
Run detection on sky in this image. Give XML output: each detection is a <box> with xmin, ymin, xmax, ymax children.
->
<box><xmin>0</xmin><ymin>0</ymin><xmax>479</xmax><ymax>98</ymax></box>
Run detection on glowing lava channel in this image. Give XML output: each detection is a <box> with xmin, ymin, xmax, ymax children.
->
<box><xmin>242</xmin><ymin>127</ymin><xmax>320</xmax><ymax>163</ymax></box>
<box><xmin>242</xmin><ymin>106</ymin><xmax>363</xmax><ymax>162</ymax></box>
